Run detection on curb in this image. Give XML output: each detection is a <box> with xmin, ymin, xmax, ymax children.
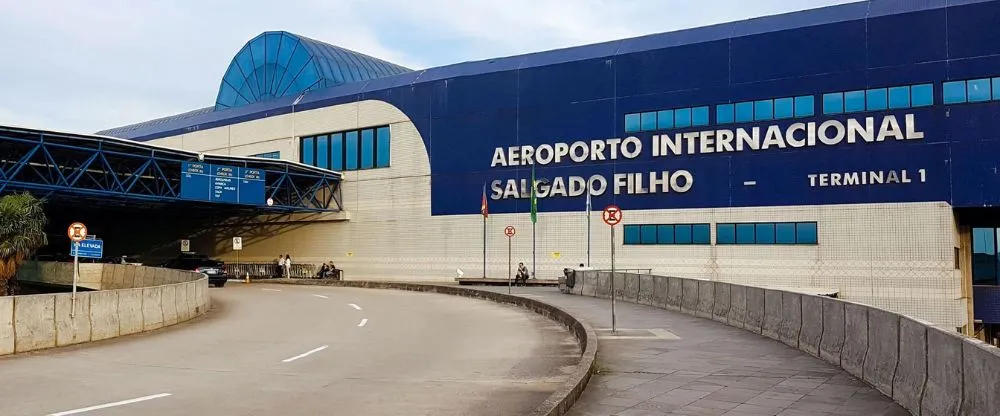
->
<box><xmin>271</xmin><ymin>279</ymin><xmax>598</xmax><ymax>416</ymax></box>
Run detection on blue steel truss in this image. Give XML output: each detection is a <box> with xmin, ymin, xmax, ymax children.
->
<box><xmin>0</xmin><ymin>125</ymin><xmax>342</xmax><ymax>212</ymax></box>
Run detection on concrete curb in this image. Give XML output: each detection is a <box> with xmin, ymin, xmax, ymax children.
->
<box><xmin>273</xmin><ymin>279</ymin><xmax>598</xmax><ymax>416</ymax></box>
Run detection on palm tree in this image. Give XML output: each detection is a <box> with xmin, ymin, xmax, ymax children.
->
<box><xmin>0</xmin><ymin>193</ymin><xmax>48</xmax><ymax>296</ymax></box>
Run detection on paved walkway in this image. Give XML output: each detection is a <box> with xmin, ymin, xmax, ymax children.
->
<box><xmin>482</xmin><ymin>286</ymin><xmax>908</xmax><ymax>416</ymax></box>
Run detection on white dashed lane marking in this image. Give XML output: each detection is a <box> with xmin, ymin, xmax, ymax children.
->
<box><xmin>348</xmin><ymin>303</ymin><xmax>362</xmax><ymax>310</ymax></box>
<box><xmin>282</xmin><ymin>345</ymin><xmax>329</xmax><ymax>363</ymax></box>
<box><xmin>358</xmin><ymin>318</ymin><xmax>368</xmax><ymax>327</ymax></box>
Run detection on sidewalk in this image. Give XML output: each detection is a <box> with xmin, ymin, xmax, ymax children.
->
<box><xmin>481</xmin><ymin>286</ymin><xmax>908</xmax><ymax>416</ymax></box>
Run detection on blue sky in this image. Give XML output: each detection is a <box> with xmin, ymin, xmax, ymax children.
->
<box><xmin>0</xmin><ymin>0</ymin><xmax>854</xmax><ymax>134</ymax></box>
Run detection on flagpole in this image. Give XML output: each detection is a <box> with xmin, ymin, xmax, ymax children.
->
<box><xmin>483</xmin><ymin>213</ymin><xmax>487</xmax><ymax>278</ymax></box>
<box><xmin>587</xmin><ymin>191</ymin><xmax>591</xmax><ymax>267</ymax></box>
<box><xmin>530</xmin><ymin>162</ymin><xmax>537</xmax><ymax>281</ymax></box>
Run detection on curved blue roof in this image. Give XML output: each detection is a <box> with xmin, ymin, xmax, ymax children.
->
<box><xmin>214</xmin><ymin>31</ymin><xmax>412</xmax><ymax>111</ymax></box>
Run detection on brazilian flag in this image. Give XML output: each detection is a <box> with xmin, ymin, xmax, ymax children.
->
<box><xmin>530</xmin><ymin>162</ymin><xmax>537</xmax><ymax>224</ymax></box>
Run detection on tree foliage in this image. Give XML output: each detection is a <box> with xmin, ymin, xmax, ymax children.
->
<box><xmin>0</xmin><ymin>193</ymin><xmax>48</xmax><ymax>296</ymax></box>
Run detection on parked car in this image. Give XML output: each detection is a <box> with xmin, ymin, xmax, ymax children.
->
<box><xmin>160</xmin><ymin>252</ymin><xmax>228</xmax><ymax>287</ymax></box>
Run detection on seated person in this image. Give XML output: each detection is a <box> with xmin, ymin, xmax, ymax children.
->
<box><xmin>515</xmin><ymin>262</ymin><xmax>529</xmax><ymax>285</ymax></box>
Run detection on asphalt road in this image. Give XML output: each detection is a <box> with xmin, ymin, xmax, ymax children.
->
<box><xmin>0</xmin><ymin>283</ymin><xmax>581</xmax><ymax>416</ymax></box>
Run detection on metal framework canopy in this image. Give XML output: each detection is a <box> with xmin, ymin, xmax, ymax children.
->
<box><xmin>0</xmin><ymin>125</ymin><xmax>342</xmax><ymax>213</ymax></box>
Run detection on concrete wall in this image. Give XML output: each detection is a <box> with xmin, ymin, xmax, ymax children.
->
<box><xmin>1</xmin><ymin>263</ymin><xmax>210</xmax><ymax>357</ymax></box>
<box><xmin>17</xmin><ymin>261</ymin><xmax>200</xmax><ymax>290</ymax></box>
<box><xmin>562</xmin><ymin>271</ymin><xmax>1000</xmax><ymax>416</ymax></box>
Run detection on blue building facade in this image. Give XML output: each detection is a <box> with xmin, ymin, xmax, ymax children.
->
<box><xmin>100</xmin><ymin>0</ymin><xmax>1000</xmax><ymax>337</ymax></box>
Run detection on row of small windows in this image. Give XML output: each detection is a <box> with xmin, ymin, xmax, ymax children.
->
<box><xmin>822</xmin><ymin>83</ymin><xmax>933</xmax><ymax>115</ymax></box>
<box><xmin>624</xmin><ymin>106</ymin><xmax>710</xmax><ymax>133</ymax></box>
<box><xmin>623</xmin><ymin>222</ymin><xmax>818</xmax><ymax>245</ymax></box>
<box><xmin>249</xmin><ymin>151</ymin><xmax>280</xmax><ymax>159</ymax></box>
<box><xmin>716</xmin><ymin>222</ymin><xmax>817</xmax><ymax>245</ymax></box>
<box><xmin>943</xmin><ymin>77</ymin><xmax>1000</xmax><ymax>104</ymax></box>
<box><xmin>623</xmin><ymin>224</ymin><xmax>711</xmax><ymax>245</ymax></box>
<box><xmin>718</xmin><ymin>95</ymin><xmax>815</xmax><ymax>124</ymax></box>
<box><xmin>300</xmin><ymin>126</ymin><xmax>391</xmax><ymax>171</ymax></box>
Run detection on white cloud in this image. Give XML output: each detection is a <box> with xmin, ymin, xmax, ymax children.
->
<box><xmin>0</xmin><ymin>0</ymin><xmax>855</xmax><ymax>133</ymax></box>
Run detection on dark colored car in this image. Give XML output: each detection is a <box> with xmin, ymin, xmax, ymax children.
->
<box><xmin>160</xmin><ymin>252</ymin><xmax>228</xmax><ymax>287</ymax></box>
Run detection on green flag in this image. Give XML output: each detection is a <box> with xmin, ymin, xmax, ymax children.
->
<box><xmin>530</xmin><ymin>162</ymin><xmax>537</xmax><ymax>224</ymax></box>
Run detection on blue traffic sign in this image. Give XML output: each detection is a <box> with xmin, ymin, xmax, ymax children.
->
<box><xmin>180</xmin><ymin>162</ymin><xmax>266</xmax><ymax>205</ymax></box>
<box><xmin>71</xmin><ymin>240</ymin><xmax>104</xmax><ymax>259</ymax></box>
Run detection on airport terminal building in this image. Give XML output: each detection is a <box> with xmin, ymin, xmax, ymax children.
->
<box><xmin>98</xmin><ymin>0</ymin><xmax>1000</xmax><ymax>337</ymax></box>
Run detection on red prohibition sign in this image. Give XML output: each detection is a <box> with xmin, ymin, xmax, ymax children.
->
<box><xmin>504</xmin><ymin>226</ymin><xmax>516</xmax><ymax>237</ymax></box>
<box><xmin>602</xmin><ymin>205</ymin><xmax>623</xmax><ymax>226</ymax></box>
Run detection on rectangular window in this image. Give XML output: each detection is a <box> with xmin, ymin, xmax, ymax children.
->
<box><xmin>316</xmin><ymin>135</ymin><xmax>329</xmax><ymax>169</ymax></box>
<box><xmin>773</xmin><ymin>98</ymin><xmax>794</xmax><ymax>119</ymax></box>
<box><xmin>866</xmin><ymin>88</ymin><xmax>888</xmax><ymax>111</ymax></box>
<box><xmin>993</xmin><ymin>78</ymin><xmax>1000</xmax><ymax>101</ymax></box>
<box><xmin>250</xmin><ymin>151</ymin><xmax>280</xmax><ymax>159</ymax></box>
<box><xmin>717</xmin><ymin>224</ymin><xmax>736</xmax><ymax>245</ymax></box>
<box><xmin>794</xmin><ymin>95</ymin><xmax>814</xmax><ymax>117</ymax></box>
<box><xmin>376</xmin><ymin>127</ymin><xmax>390</xmax><ymax>168</ymax></box>
<box><xmin>967</xmin><ymin>78</ymin><xmax>992</xmax><ymax>102</ymax></box>
<box><xmin>625</xmin><ymin>113</ymin><xmax>641</xmax><ymax>132</ymax></box>
<box><xmin>623</xmin><ymin>225</ymin><xmax>640</xmax><ymax>245</ymax></box>
<box><xmin>716</xmin><ymin>104</ymin><xmax>734</xmax><ymax>124</ymax></box>
<box><xmin>755</xmin><ymin>223</ymin><xmax>776</xmax><ymax>244</ymax></box>
<box><xmin>640</xmin><ymin>111</ymin><xmax>658</xmax><ymax>131</ymax></box>
<box><xmin>345</xmin><ymin>131</ymin><xmax>359</xmax><ymax>170</ymax></box>
<box><xmin>796</xmin><ymin>222</ymin><xmax>818</xmax><ymax>245</ymax></box>
<box><xmin>754</xmin><ymin>100</ymin><xmax>773</xmax><ymax>121</ymax></box>
<box><xmin>361</xmin><ymin>129</ymin><xmax>375</xmax><ymax>169</ymax></box>
<box><xmin>823</xmin><ymin>93</ymin><xmax>844</xmax><ymax>115</ymax></box>
<box><xmin>911</xmin><ymin>84</ymin><xmax>933</xmax><ymax>107</ymax></box>
<box><xmin>735</xmin><ymin>102</ymin><xmax>754</xmax><ymax>123</ymax></box>
<box><xmin>736</xmin><ymin>224</ymin><xmax>756</xmax><ymax>244</ymax></box>
<box><xmin>674</xmin><ymin>224</ymin><xmax>693</xmax><ymax>244</ymax></box>
<box><xmin>972</xmin><ymin>227</ymin><xmax>998</xmax><ymax>285</ymax></box>
<box><xmin>844</xmin><ymin>90</ymin><xmax>866</xmax><ymax>113</ymax></box>
<box><xmin>657</xmin><ymin>110</ymin><xmax>674</xmax><ymax>130</ymax></box>
<box><xmin>692</xmin><ymin>106</ymin><xmax>710</xmax><ymax>126</ymax></box>
<box><xmin>775</xmin><ymin>223</ymin><xmax>796</xmax><ymax>244</ymax></box>
<box><xmin>657</xmin><ymin>225</ymin><xmax>675</xmax><ymax>244</ymax></box>
<box><xmin>674</xmin><ymin>108</ymin><xmax>692</xmax><ymax>128</ymax></box>
<box><xmin>301</xmin><ymin>137</ymin><xmax>315</xmax><ymax>166</ymax></box>
<box><xmin>692</xmin><ymin>224</ymin><xmax>711</xmax><ymax>244</ymax></box>
<box><xmin>331</xmin><ymin>133</ymin><xmax>343</xmax><ymax>170</ymax></box>
<box><xmin>888</xmin><ymin>86</ymin><xmax>911</xmax><ymax>109</ymax></box>
<box><xmin>640</xmin><ymin>225</ymin><xmax>658</xmax><ymax>244</ymax></box>
<box><xmin>943</xmin><ymin>81</ymin><xmax>967</xmax><ymax>104</ymax></box>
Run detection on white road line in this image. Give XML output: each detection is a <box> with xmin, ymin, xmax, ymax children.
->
<box><xmin>282</xmin><ymin>345</ymin><xmax>329</xmax><ymax>363</ymax></box>
<box><xmin>48</xmin><ymin>393</ymin><xmax>172</xmax><ymax>415</ymax></box>
<box><xmin>348</xmin><ymin>303</ymin><xmax>362</xmax><ymax>310</ymax></box>
<box><xmin>313</xmin><ymin>294</ymin><xmax>329</xmax><ymax>299</ymax></box>
<box><xmin>358</xmin><ymin>318</ymin><xmax>368</xmax><ymax>327</ymax></box>
<box><xmin>262</xmin><ymin>288</ymin><xmax>282</xmax><ymax>292</ymax></box>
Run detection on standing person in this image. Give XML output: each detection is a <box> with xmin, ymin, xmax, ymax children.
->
<box><xmin>283</xmin><ymin>254</ymin><xmax>292</xmax><ymax>278</ymax></box>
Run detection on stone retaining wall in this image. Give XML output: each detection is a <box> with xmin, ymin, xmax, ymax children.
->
<box><xmin>562</xmin><ymin>272</ymin><xmax>1000</xmax><ymax>416</ymax></box>
<box><xmin>1</xmin><ymin>262</ymin><xmax>210</xmax><ymax>356</ymax></box>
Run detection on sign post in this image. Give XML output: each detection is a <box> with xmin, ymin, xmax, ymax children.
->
<box><xmin>67</xmin><ymin>222</ymin><xmax>87</xmax><ymax>317</ymax></box>
<box><xmin>602</xmin><ymin>205</ymin><xmax>623</xmax><ymax>333</ymax></box>
<box><xmin>233</xmin><ymin>237</ymin><xmax>244</xmax><ymax>283</ymax></box>
<box><xmin>504</xmin><ymin>226</ymin><xmax>516</xmax><ymax>294</ymax></box>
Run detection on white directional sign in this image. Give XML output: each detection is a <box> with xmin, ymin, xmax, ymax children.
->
<box><xmin>180</xmin><ymin>239</ymin><xmax>190</xmax><ymax>252</ymax></box>
<box><xmin>232</xmin><ymin>237</ymin><xmax>243</xmax><ymax>251</ymax></box>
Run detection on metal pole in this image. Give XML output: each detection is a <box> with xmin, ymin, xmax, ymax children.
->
<box><xmin>508</xmin><ymin>237</ymin><xmax>512</xmax><ymax>294</ymax></box>
<box><xmin>71</xmin><ymin>242</ymin><xmax>78</xmax><ymax>318</ymax></box>
<box><xmin>611</xmin><ymin>225</ymin><xmax>617</xmax><ymax>333</ymax></box>
<box><xmin>483</xmin><ymin>215</ymin><xmax>487</xmax><ymax>278</ymax></box>
<box><xmin>587</xmin><ymin>196</ymin><xmax>591</xmax><ymax>267</ymax></box>
<box><xmin>532</xmin><ymin>221</ymin><xmax>536</xmax><ymax>281</ymax></box>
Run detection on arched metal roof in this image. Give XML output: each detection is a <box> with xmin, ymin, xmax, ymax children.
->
<box><xmin>214</xmin><ymin>31</ymin><xmax>412</xmax><ymax>111</ymax></box>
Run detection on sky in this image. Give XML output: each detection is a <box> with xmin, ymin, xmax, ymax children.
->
<box><xmin>0</xmin><ymin>0</ymin><xmax>855</xmax><ymax>135</ymax></box>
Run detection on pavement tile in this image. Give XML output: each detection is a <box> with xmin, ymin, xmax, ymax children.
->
<box><xmin>667</xmin><ymin>405</ymin><xmax>729</xmax><ymax>416</ymax></box>
<box><xmin>730</xmin><ymin>403</ymin><xmax>787</xmax><ymax>415</ymax></box>
<box><xmin>652</xmin><ymin>389</ymin><xmax>713</xmax><ymax>406</ymax></box>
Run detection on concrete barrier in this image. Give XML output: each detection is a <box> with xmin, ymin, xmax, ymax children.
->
<box><xmin>2</xmin><ymin>262</ymin><xmax>209</xmax><ymax>357</ymax></box>
<box><xmin>596</xmin><ymin>272</ymin><xmax>610</xmax><ymax>298</ymax></box>
<box><xmin>696</xmin><ymin>280</ymin><xmax>714</xmax><ymax>319</ymax></box>
<box><xmin>922</xmin><ymin>326</ymin><xmax>963</xmax><ymax>416</ymax></box>
<box><xmin>637</xmin><ymin>274</ymin><xmax>655</xmax><ymax>306</ymax></box>
<box><xmin>841</xmin><ymin>302</ymin><xmax>868</xmax><ymax>379</ymax></box>
<box><xmin>962</xmin><ymin>338</ymin><xmax>1000</xmax><ymax>416</ymax></box>
<box><xmin>712</xmin><ymin>282</ymin><xmax>730</xmax><ymax>323</ymax></box>
<box><xmin>893</xmin><ymin>316</ymin><xmax>927</xmax><ymax>415</ymax></box>
<box><xmin>779</xmin><ymin>291</ymin><xmax>802</xmax><ymax>348</ymax></box>
<box><xmin>274</xmin><ymin>279</ymin><xmax>597</xmax><ymax>416</ymax></box>
<box><xmin>863</xmin><ymin>308</ymin><xmax>900</xmax><ymax>397</ymax></box>
<box><xmin>681</xmin><ymin>278</ymin><xmax>699</xmax><ymax>314</ymax></box>
<box><xmin>654</xmin><ymin>273</ymin><xmax>668</xmax><ymax>309</ymax></box>
<box><xmin>55</xmin><ymin>293</ymin><xmax>91</xmax><ymax>347</ymax></box>
<box><xmin>798</xmin><ymin>295</ymin><xmax>823</xmax><ymax>357</ymax></box>
<box><xmin>819</xmin><ymin>297</ymin><xmax>845</xmax><ymax>365</ymax></box>
<box><xmin>14</xmin><ymin>295</ymin><xmax>56</xmax><ymax>352</ymax></box>
<box><xmin>581</xmin><ymin>271</ymin><xmax>597</xmax><ymax>297</ymax></box>
<box><xmin>622</xmin><ymin>273</ymin><xmax>639</xmax><ymax>302</ymax></box>
<box><xmin>762</xmin><ymin>289</ymin><xmax>783</xmax><ymax>341</ymax></box>
<box><xmin>665</xmin><ymin>277</ymin><xmax>682</xmax><ymax>311</ymax></box>
<box><xmin>0</xmin><ymin>297</ymin><xmax>13</xmax><ymax>355</ymax></box>
<box><xmin>728</xmin><ymin>284</ymin><xmax>747</xmax><ymax>329</ymax></box>
<box><xmin>745</xmin><ymin>287</ymin><xmax>765</xmax><ymax>334</ymax></box>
